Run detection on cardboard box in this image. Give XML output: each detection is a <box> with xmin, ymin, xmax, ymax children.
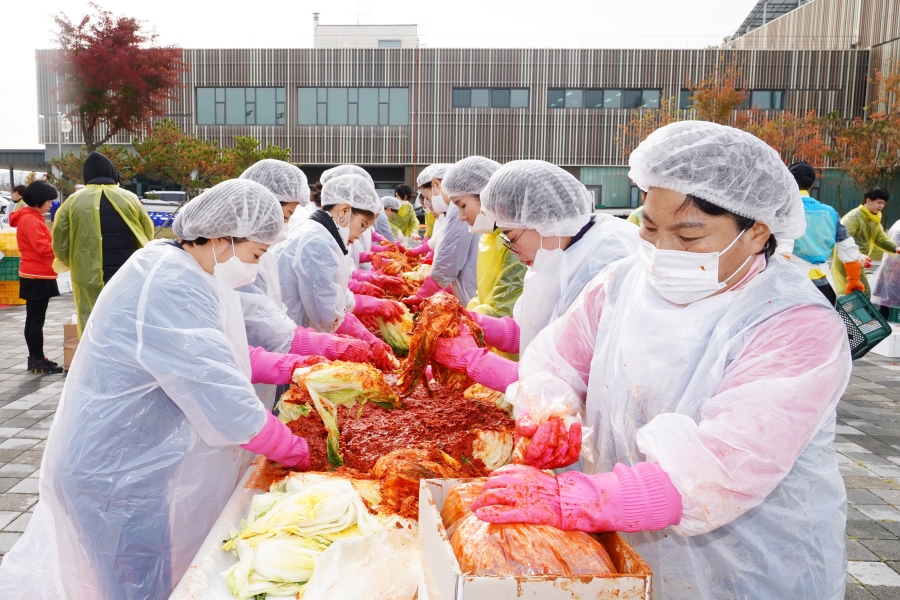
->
<box><xmin>63</xmin><ymin>322</ymin><xmax>78</xmax><ymax>370</ymax></box>
<box><xmin>418</xmin><ymin>478</ymin><xmax>652</xmax><ymax>600</ymax></box>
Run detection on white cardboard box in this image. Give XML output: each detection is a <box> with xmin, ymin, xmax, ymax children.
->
<box><xmin>418</xmin><ymin>478</ymin><xmax>652</xmax><ymax>600</ymax></box>
<box><xmin>872</xmin><ymin>324</ymin><xmax>900</xmax><ymax>358</ymax></box>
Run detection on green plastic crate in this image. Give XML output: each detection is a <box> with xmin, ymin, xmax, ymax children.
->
<box><xmin>0</xmin><ymin>257</ymin><xmax>20</xmax><ymax>281</ymax></box>
<box><xmin>889</xmin><ymin>307</ymin><xmax>900</xmax><ymax>324</ymax></box>
<box><xmin>837</xmin><ymin>291</ymin><xmax>892</xmax><ymax>359</ymax></box>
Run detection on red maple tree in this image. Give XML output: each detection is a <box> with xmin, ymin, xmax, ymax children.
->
<box><xmin>52</xmin><ymin>3</ymin><xmax>186</xmax><ymax>152</ymax></box>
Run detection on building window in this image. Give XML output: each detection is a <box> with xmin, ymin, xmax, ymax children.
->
<box><xmin>452</xmin><ymin>87</ymin><xmax>529</xmax><ymax>108</ymax></box>
<box><xmin>586</xmin><ymin>185</ymin><xmax>602</xmax><ymax>209</ymax></box>
<box><xmin>743</xmin><ymin>90</ymin><xmax>785</xmax><ymax>110</ymax></box>
<box><xmin>297</xmin><ymin>87</ymin><xmax>409</xmax><ymax>126</ymax></box>
<box><xmin>196</xmin><ymin>87</ymin><xmax>285</xmax><ymax>125</ymax></box>
<box><xmin>378</xmin><ymin>40</ymin><xmax>401</xmax><ymax>48</ymax></box>
<box><xmin>548</xmin><ymin>88</ymin><xmax>661</xmax><ymax>109</ymax></box>
<box><xmin>679</xmin><ymin>89</ymin><xmax>693</xmax><ymax>110</ymax></box>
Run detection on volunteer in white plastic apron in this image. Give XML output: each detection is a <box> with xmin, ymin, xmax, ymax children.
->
<box><xmin>431</xmin><ymin>160</ymin><xmax>638</xmax><ymax>393</ymax></box>
<box><xmin>0</xmin><ymin>179</ymin><xmax>313</xmax><ymax>600</ymax></box>
<box><xmin>405</xmin><ymin>163</ymin><xmax>453</xmax><ymax>260</ymax></box>
<box><xmin>470</xmin><ymin>122</ymin><xmax>852</xmax><ymax>600</ymax></box>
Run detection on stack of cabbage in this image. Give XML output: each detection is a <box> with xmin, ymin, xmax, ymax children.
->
<box><xmin>222</xmin><ymin>475</ymin><xmax>400</xmax><ymax>599</ymax></box>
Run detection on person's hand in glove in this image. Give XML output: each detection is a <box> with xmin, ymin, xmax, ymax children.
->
<box><xmin>861</xmin><ymin>255</ymin><xmax>873</xmax><ymax>269</ymax></box>
<box><xmin>433</xmin><ymin>324</ymin><xmax>519</xmax><ymax>392</ymax></box>
<box><xmin>405</xmin><ymin>238</ymin><xmax>431</xmax><ymax>257</ymax></box>
<box><xmin>401</xmin><ymin>276</ymin><xmax>443</xmax><ymax>307</ymax></box>
<box><xmin>352</xmin><ymin>270</ymin><xmax>408</xmax><ymax>295</ymax></box>
<box><xmin>348</xmin><ymin>279</ymin><xmax>385</xmax><ymax>298</ymax></box>
<box><xmin>241</xmin><ymin>412</ymin><xmax>311</xmax><ymax>470</ymax></box>
<box><xmin>358</xmin><ymin>251</ymin><xmax>375</xmax><ymax>264</ymax></box>
<box><xmin>336</xmin><ymin>313</ymin><xmax>399</xmax><ymax>371</ymax></box>
<box><xmin>291</xmin><ymin>326</ymin><xmax>371</xmax><ymax>363</ymax></box>
<box><xmin>248</xmin><ymin>346</ymin><xmax>309</xmax><ymax>385</ymax></box>
<box><xmin>513</xmin><ymin>413</ymin><xmax>581</xmax><ymax>470</ymax></box>
<box><xmin>844</xmin><ymin>260</ymin><xmax>866</xmax><ymax>294</ymax></box>
<box><xmin>468</xmin><ymin>312</ymin><xmax>520</xmax><ymax>354</ymax></box>
<box><xmin>471</xmin><ymin>463</ymin><xmax>682</xmax><ymax>533</ymax></box>
<box><xmin>352</xmin><ymin>295</ymin><xmax>405</xmax><ymax>323</ymax></box>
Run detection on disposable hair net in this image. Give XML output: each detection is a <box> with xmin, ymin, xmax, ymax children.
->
<box><xmin>239</xmin><ymin>159</ymin><xmax>310</xmax><ymax>206</ymax></box>
<box><xmin>481</xmin><ymin>160</ymin><xmax>592</xmax><ymax>237</ymax></box>
<box><xmin>173</xmin><ymin>179</ymin><xmax>283</xmax><ymax>244</ymax></box>
<box><xmin>443</xmin><ymin>156</ymin><xmax>502</xmax><ymax>197</ymax></box>
<box><xmin>370</xmin><ymin>189</ymin><xmax>384</xmax><ymax>215</ymax></box>
<box><xmin>320</xmin><ymin>174</ymin><xmax>383</xmax><ymax>213</ymax></box>
<box><xmin>382</xmin><ymin>196</ymin><xmax>402</xmax><ymax>211</ymax></box>
<box><xmin>628</xmin><ymin>120</ymin><xmax>804</xmax><ymax>239</ymax></box>
<box><xmin>417</xmin><ymin>163</ymin><xmax>452</xmax><ymax>186</ymax></box>
<box><xmin>321</xmin><ymin>165</ymin><xmax>374</xmax><ymax>186</ymax></box>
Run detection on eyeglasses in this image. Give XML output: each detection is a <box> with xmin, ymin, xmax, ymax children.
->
<box><xmin>500</xmin><ymin>231</ymin><xmax>525</xmax><ymax>254</ymax></box>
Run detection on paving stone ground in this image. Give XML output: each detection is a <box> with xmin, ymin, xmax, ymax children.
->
<box><xmin>3</xmin><ymin>293</ymin><xmax>900</xmax><ymax>596</ymax></box>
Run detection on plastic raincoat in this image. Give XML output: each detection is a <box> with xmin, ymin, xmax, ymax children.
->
<box><xmin>626</xmin><ymin>206</ymin><xmax>643</xmax><ymax>226</ymax></box>
<box><xmin>52</xmin><ymin>185</ymin><xmax>154</xmax><ymax>336</ymax></box>
<box><xmin>0</xmin><ymin>242</ymin><xmax>269</xmax><ymax>600</ymax></box>
<box><xmin>272</xmin><ymin>218</ymin><xmax>353</xmax><ymax>333</ymax></box>
<box><xmin>430</xmin><ymin>203</ymin><xmax>480</xmax><ymax>305</ymax></box>
<box><xmin>390</xmin><ymin>201</ymin><xmax>418</xmax><ymax>238</ymax></box>
<box><xmin>466</xmin><ymin>229</ymin><xmax>526</xmax><ymax>318</ymax></box>
<box><xmin>424</xmin><ymin>210</ymin><xmax>436</xmax><ymax>237</ymax></box>
<box><xmin>833</xmin><ymin>205</ymin><xmax>898</xmax><ymax>295</ymax></box>
<box><xmin>515</xmin><ymin>255</ymin><xmax>851</xmax><ymax>599</ymax></box>
<box><xmin>373</xmin><ymin>211</ymin><xmax>396</xmax><ymax>243</ymax></box>
<box><xmin>872</xmin><ymin>221</ymin><xmax>900</xmax><ymax>308</ymax></box>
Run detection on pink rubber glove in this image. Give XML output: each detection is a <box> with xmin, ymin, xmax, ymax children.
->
<box><xmin>352</xmin><ymin>270</ymin><xmax>408</xmax><ymax>296</ymax></box>
<box><xmin>336</xmin><ymin>313</ymin><xmax>398</xmax><ymax>371</ymax></box>
<box><xmin>352</xmin><ymin>294</ymin><xmax>405</xmax><ymax>323</ymax></box>
<box><xmin>241</xmin><ymin>412</ymin><xmax>311</xmax><ymax>470</ymax></box>
<box><xmin>371</xmin><ymin>230</ymin><xmax>387</xmax><ymax>243</ymax></box>
<box><xmin>472</xmin><ymin>463</ymin><xmax>682</xmax><ymax>533</ymax></box>
<box><xmin>469</xmin><ymin>312</ymin><xmax>520</xmax><ymax>354</ymax></box>
<box><xmin>401</xmin><ymin>276</ymin><xmax>443</xmax><ymax>307</ymax></box>
<box><xmin>291</xmin><ymin>326</ymin><xmax>371</xmax><ymax>363</ymax></box>
<box><xmin>434</xmin><ymin>324</ymin><xmax>519</xmax><ymax>392</ymax></box>
<box><xmin>348</xmin><ymin>279</ymin><xmax>385</xmax><ymax>298</ymax></box>
<box><xmin>513</xmin><ymin>414</ymin><xmax>582</xmax><ymax>470</ymax></box>
<box><xmin>248</xmin><ymin>346</ymin><xmax>306</xmax><ymax>385</ymax></box>
<box><xmin>405</xmin><ymin>238</ymin><xmax>431</xmax><ymax>257</ymax></box>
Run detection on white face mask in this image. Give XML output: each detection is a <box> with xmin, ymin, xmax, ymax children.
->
<box><xmin>469</xmin><ymin>212</ymin><xmax>495</xmax><ymax>234</ymax></box>
<box><xmin>431</xmin><ymin>189</ymin><xmax>449</xmax><ymax>214</ymax></box>
<box><xmin>333</xmin><ymin>210</ymin><xmax>351</xmax><ymax>246</ymax></box>
<box><xmin>212</xmin><ymin>239</ymin><xmax>259</xmax><ymax>289</ymax></box>
<box><xmin>638</xmin><ymin>228</ymin><xmax>753</xmax><ymax>305</ymax></box>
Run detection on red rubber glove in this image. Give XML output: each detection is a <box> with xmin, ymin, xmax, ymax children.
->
<box><xmin>241</xmin><ymin>412</ymin><xmax>310</xmax><ymax>470</ymax></box>
<box><xmin>348</xmin><ymin>279</ymin><xmax>385</xmax><ymax>298</ymax></box>
<box><xmin>352</xmin><ymin>295</ymin><xmax>405</xmax><ymax>323</ymax></box>
<box><xmin>401</xmin><ymin>276</ymin><xmax>443</xmax><ymax>307</ymax></box>
<box><xmin>862</xmin><ymin>255</ymin><xmax>873</xmax><ymax>269</ymax></box>
<box><xmin>434</xmin><ymin>324</ymin><xmax>519</xmax><ymax>393</ymax></box>
<box><xmin>844</xmin><ymin>260</ymin><xmax>866</xmax><ymax>294</ymax></box>
<box><xmin>336</xmin><ymin>313</ymin><xmax>398</xmax><ymax>371</ymax></box>
<box><xmin>405</xmin><ymin>238</ymin><xmax>431</xmax><ymax>257</ymax></box>
<box><xmin>248</xmin><ymin>346</ymin><xmax>307</xmax><ymax>385</ymax></box>
<box><xmin>291</xmin><ymin>326</ymin><xmax>371</xmax><ymax>363</ymax></box>
<box><xmin>513</xmin><ymin>414</ymin><xmax>582</xmax><ymax>470</ymax></box>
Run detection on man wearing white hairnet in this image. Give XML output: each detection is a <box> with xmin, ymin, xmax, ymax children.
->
<box><xmin>432</xmin><ymin>159</ymin><xmax>638</xmax><ymax>392</ymax></box>
<box><xmin>272</xmin><ymin>173</ymin><xmax>402</xmax><ymax>370</ymax></box>
<box><xmin>0</xmin><ymin>179</ymin><xmax>313</xmax><ymax>600</ymax></box>
<box><xmin>470</xmin><ymin>122</ymin><xmax>851</xmax><ymax>599</ymax></box>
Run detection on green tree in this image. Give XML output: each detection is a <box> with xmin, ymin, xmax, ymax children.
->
<box><xmin>48</xmin><ymin>146</ymin><xmax>133</xmax><ymax>196</ymax></box>
<box><xmin>222</xmin><ymin>136</ymin><xmax>292</xmax><ymax>178</ymax></box>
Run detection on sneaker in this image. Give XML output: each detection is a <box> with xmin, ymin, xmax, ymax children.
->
<box><xmin>32</xmin><ymin>359</ymin><xmax>63</xmax><ymax>374</ymax></box>
<box><xmin>42</xmin><ymin>357</ymin><xmax>59</xmax><ymax>368</ymax></box>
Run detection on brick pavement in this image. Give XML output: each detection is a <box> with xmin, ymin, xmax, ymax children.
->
<box><xmin>2</xmin><ymin>293</ymin><xmax>900</xmax><ymax>597</ymax></box>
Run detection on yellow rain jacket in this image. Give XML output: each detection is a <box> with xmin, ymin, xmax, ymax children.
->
<box><xmin>832</xmin><ymin>205</ymin><xmax>898</xmax><ymax>296</ymax></box>
<box><xmin>53</xmin><ymin>185</ymin><xmax>154</xmax><ymax>336</ymax></box>
<box><xmin>425</xmin><ymin>211</ymin><xmax>436</xmax><ymax>238</ymax></box>
<box><xmin>466</xmin><ymin>229</ymin><xmax>526</xmax><ymax>318</ymax></box>
<box><xmin>390</xmin><ymin>201</ymin><xmax>419</xmax><ymax>238</ymax></box>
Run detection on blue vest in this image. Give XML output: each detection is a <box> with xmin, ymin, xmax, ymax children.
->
<box><xmin>793</xmin><ymin>193</ymin><xmax>838</xmax><ymax>265</ymax></box>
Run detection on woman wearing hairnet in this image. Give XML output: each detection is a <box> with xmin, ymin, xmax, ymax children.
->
<box><xmin>0</xmin><ymin>179</ymin><xmax>312</xmax><ymax>600</ymax></box>
<box><xmin>403</xmin><ymin>163</ymin><xmax>481</xmax><ymax>306</ymax></box>
<box><xmin>406</xmin><ymin>163</ymin><xmax>453</xmax><ymax>258</ymax></box>
<box><xmin>432</xmin><ymin>160</ymin><xmax>638</xmax><ymax>393</ymax></box>
<box><xmin>471</xmin><ymin>122</ymin><xmax>851</xmax><ymax>599</ymax></box>
<box><xmin>272</xmin><ymin>173</ymin><xmax>401</xmax><ymax>371</ymax></box>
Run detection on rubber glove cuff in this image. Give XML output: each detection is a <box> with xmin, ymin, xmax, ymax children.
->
<box><xmin>416</xmin><ymin>276</ymin><xmax>443</xmax><ymax>300</ymax></box>
<box><xmin>248</xmin><ymin>346</ymin><xmax>303</xmax><ymax>385</ymax></box>
<box><xmin>241</xmin><ymin>412</ymin><xmax>310</xmax><ymax>470</ymax></box>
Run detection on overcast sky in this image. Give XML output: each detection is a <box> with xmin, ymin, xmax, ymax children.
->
<box><xmin>1</xmin><ymin>0</ymin><xmax>758</xmax><ymax>149</ymax></box>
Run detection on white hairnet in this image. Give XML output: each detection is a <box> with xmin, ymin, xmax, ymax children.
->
<box><xmin>382</xmin><ymin>196</ymin><xmax>402</xmax><ymax>211</ymax></box>
<box><xmin>321</xmin><ymin>165</ymin><xmax>373</xmax><ymax>186</ymax></box>
<box><xmin>320</xmin><ymin>174</ymin><xmax>383</xmax><ymax>213</ymax></box>
<box><xmin>443</xmin><ymin>156</ymin><xmax>502</xmax><ymax>197</ymax></box>
<box><xmin>370</xmin><ymin>189</ymin><xmax>384</xmax><ymax>215</ymax></box>
<box><xmin>239</xmin><ymin>159</ymin><xmax>310</xmax><ymax>206</ymax></box>
<box><xmin>173</xmin><ymin>179</ymin><xmax>283</xmax><ymax>244</ymax></box>
<box><xmin>481</xmin><ymin>160</ymin><xmax>592</xmax><ymax>237</ymax></box>
<box><xmin>416</xmin><ymin>163</ymin><xmax>452</xmax><ymax>187</ymax></box>
<box><xmin>628</xmin><ymin>121</ymin><xmax>804</xmax><ymax>239</ymax></box>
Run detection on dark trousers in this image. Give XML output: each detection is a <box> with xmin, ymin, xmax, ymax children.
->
<box><xmin>24</xmin><ymin>298</ymin><xmax>50</xmax><ymax>359</ymax></box>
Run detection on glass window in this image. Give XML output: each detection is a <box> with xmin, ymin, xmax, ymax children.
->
<box><xmin>603</xmin><ymin>90</ymin><xmax>622</xmax><ymax>109</ymax></box>
<box><xmin>642</xmin><ymin>90</ymin><xmax>660</xmax><ymax>109</ymax></box>
<box><xmin>297</xmin><ymin>87</ymin><xmax>317</xmax><ymax>125</ymax></box>
<box><xmin>471</xmin><ymin>89</ymin><xmax>490</xmax><ymax>108</ymax></box>
<box><xmin>225</xmin><ymin>88</ymin><xmax>245</xmax><ymax>124</ymax></box>
<box><xmin>623</xmin><ymin>90</ymin><xmax>643</xmax><ymax>109</ymax></box>
<box><xmin>378</xmin><ymin>103</ymin><xmax>389</xmax><ymax>126</ymax></box>
<box><xmin>245</xmin><ymin>88</ymin><xmax>255</xmax><ymax>102</ymax></box>
<box><xmin>389</xmin><ymin>88</ymin><xmax>409</xmax><ymax>125</ymax></box>
<box><xmin>358</xmin><ymin>88</ymin><xmax>379</xmax><ymax>125</ymax></box>
<box><xmin>348</xmin><ymin>103</ymin><xmax>358</xmax><ymax>125</ymax></box>
<box><xmin>215</xmin><ymin>103</ymin><xmax>225</xmax><ymax>124</ymax></box>
<box><xmin>565</xmin><ymin>89</ymin><xmax>583</xmax><ymax>108</ymax></box>
<box><xmin>245</xmin><ymin>102</ymin><xmax>255</xmax><ymax>125</ymax></box>
<box><xmin>453</xmin><ymin>88</ymin><xmax>471</xmax><ymax>108</ymax></box>
<box><xmin>751</xmin><ymin>90</ymin><xmax>772</xmax><ymax>110</ymax></box>
<box><xmin>327</xmin><ymin>88</ymin><xmax>348</xmax><ymax>125</ymax></box>
<box><xmin>276</xmin><ymin>102</ymin><xmax>285</xmax><ymax>125</ymax></box>
<box><xmin>196</xmin><ymin>88</ymin><xmax>216</xmax><ymax>124</ymax></box>
<box><xmin>215</xmin><ymin>87</ymin><xmax>225</xmax><ymax>102</ymax></box>
<box><xmin>379</xmin><ymin>88</ymin><xmax>389</xmax><ymax>103</ymax></box>
<box><xmin>510</xmin><ymin>89</ymin><xmax>529</xmax><ymax>108</ymax></box>
<box><xmin>317</xmin><ymin>88</ymin><xmax>327</xmax><ymax>103</ymax></box>
<box><xmin>773</xmin><ymin>90</ymin><xmax>784</xmax><ymax>109</ymax></box>
<box><xmin>679</xmin><ymin>89</ymin><xmax>693</xmax><ymax>110</ymax></box>
<box><xmin>491</xmin><ymin>89</ymin><xmax>511</xmax><ymax>108</ymax></box>
<box><xmin>317</xmin><ymin>103</ymin><xmax>327</xmax><ymax>125</ymax></box>
<box><xmin>585</xmin><ymin>90</ymin><xmax>604</xmax><ymax>108</ymax></box>
<box><xmin>378</xmin><ymin>40</ymin><xmax>401</xmax><ymax>48</ymax></box>
<box><xmin>547</xmin><ymin>89</ymin><xmax>565</xmax><ymax>108</ymax></box>
<box><xmin>256</xmin><ymin>88</ymin><xmax>276</xmax><ymax>124</ymax></box>
<box><xmin>348</xmin><ymin>88</ymin><xmax>358</xmax><ymax>102</ymax></box>
<box><xmin>277</xmin><ymin>88</ymin><xmax>285</xmax><ymax>103</ymax></box>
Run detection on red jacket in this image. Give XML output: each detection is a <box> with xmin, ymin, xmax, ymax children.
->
<box><xmin>10</xmin><ymin>207</ymin><xmax>57</xmax><ymax>279</ymax></box>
